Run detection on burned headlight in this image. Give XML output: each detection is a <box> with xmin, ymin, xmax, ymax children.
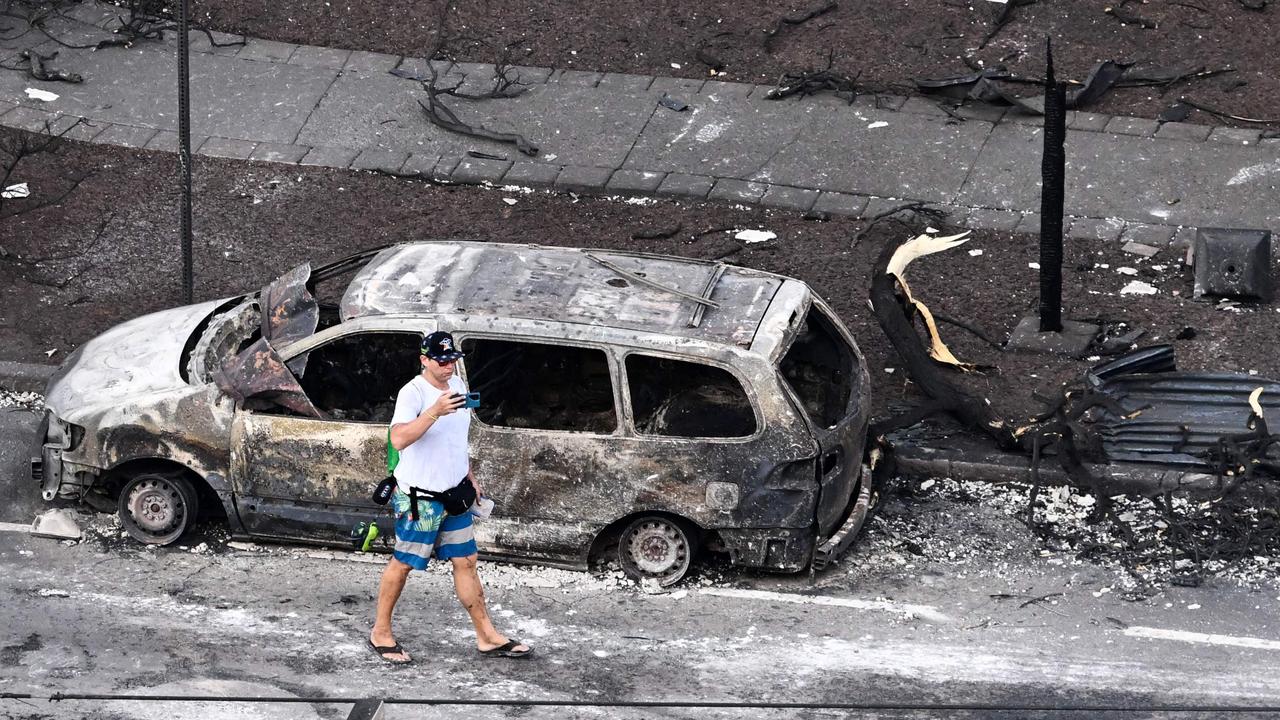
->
<box><xmin>44</xmin><ymin>411</ymin><xmax>82</xmax><ymax>451</ymax></box>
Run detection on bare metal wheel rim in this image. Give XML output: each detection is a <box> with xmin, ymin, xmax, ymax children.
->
<box><xmin>623</xmin><ymin>519</ymin><xmax>690</xmax><ymax>582</ymax></box>
<box><xmin>125</xmin><ymin>477</ymin><xmax>186</xmax><ymax>535</ymax></box>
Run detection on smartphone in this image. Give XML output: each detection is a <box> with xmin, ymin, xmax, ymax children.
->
<box><xmin>463</xmin><ymin>391</ymin><xmax>481</xmax><ymax>409</ymax></box>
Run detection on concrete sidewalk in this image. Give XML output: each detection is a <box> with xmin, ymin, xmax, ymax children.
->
<box><xmin>2</xmin><ymin>2</ymin><xmax>1279</xmax><ymax>249</ymax></box>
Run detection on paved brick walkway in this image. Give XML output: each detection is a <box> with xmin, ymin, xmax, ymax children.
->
<box><xmin>3</xmin><ymin>1</ymin><xmax>1279</xmax><ymax>248</ymax></box>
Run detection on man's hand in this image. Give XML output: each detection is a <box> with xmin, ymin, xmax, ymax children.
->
<box><xmin>429</xmin><ymin>392</ymin><xmax>467</xmax><ymax>418</ymax></box>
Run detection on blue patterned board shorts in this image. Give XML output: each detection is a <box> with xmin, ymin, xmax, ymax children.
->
<box><xmin>390</xmin><ymin>489</ymin><xmax>477</xmax><ymax>571</ymax></box>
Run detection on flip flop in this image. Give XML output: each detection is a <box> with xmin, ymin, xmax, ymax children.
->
<box><xmin>368</xmin><ymin>638</ymin><xmax>413</xmax><ymax>665</ymax></box>
<box><xmin>478</xmin><ymin>639</ymin><xmax>533</xmax><ymax>659</ymax></box>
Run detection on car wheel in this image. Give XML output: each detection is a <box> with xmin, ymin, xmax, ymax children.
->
<box><xmin>117</xmin><ymin>471</ymin><xmax>200</xmax><ymax>546</ymax></box>
<box><xmin>618</xmin><ymin>516</ymin><xmax>697</xmax><ymax>587</ymax></box>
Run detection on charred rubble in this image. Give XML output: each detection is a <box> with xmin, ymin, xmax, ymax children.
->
<box><xmin>867</xmin><ymin>217</ymin><xmax>1280</xmax><ymax>590</ymax></box>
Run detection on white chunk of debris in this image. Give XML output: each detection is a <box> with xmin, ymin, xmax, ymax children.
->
<box><xmin>867</xmin><ymin>121</ymin><xmax>889</xmax><ymax>130</ymax></box>
<box><xmin>31</xmin><ymin>509</ymin><xmax>80</xmax><ymax>540</ymax></box>
<box><xmin>0</xmin><ymin>389</ymin><xmax>44</xmax><ymax>411</ymax></box>
<box><xmin>968</xmin><ymin>249</ymin><xmax>984</xmax><ymax>257</ymax></box>
<box><xmin>920</xmin><ymin>478</ymin><xmax>936</xmax><ymax>491</ymax></box>
<box><xmin>1028</xmin><ymin>262</ymin><xmax>1041</xmax><ymax>269</ymax></box>
<box><xmin>1121</xmin><ymin>242</ymin><xmax>1161</xmax><ymax>258</ymax></box>
<box><xmin>735</xmin><ymin>229</ymin><xmax>776</xmax><ymax>244</ymax></box>
<box><xmin>502</xmin><ymin>198</ymin><xmax>518</xmax><ymax>205</ymax></box>
<box><xmin>1116</xmin><ymin>267</ymin><xmax>1138</xmax><ymax>276</ymax></box>
<box><xmin>2</xmin><ymin>182</ymin><xmax>30</xmax><ymax>199</ymax></box>
<box><xmin>1120</xmin><ymin>280</ymin><xmax>1158</xmax><ymax>295</ymax></box>
<box><xmin>38</xmin><ymin>588</ymin><xmax>69</xmax><ymax>597</ymax></box>
<box><xmin>25</xmin><ymin>88</ymin><xmax>59</xmax><ymax>102</ymax></box>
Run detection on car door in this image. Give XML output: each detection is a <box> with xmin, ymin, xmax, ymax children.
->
<box><xmin>456</xmin><ymin>334</ymin><xmax>623</xmax><ymax>564</ymax></box>
<box><xmin>230</xmin><ymin>328</ymin><xmax>425</xmax><ymax>543</ymax></box>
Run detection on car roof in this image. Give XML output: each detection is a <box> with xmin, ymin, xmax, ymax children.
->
<box><xmin>340</xmin><ymin>241</ymin><xmax>791</xmax><ymax>347</ymax></box>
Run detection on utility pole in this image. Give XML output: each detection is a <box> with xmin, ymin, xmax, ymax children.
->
<box><xmin>177</xmin><ymin>0</ymin><xmax>194</xmax><ymax>304</ymax></box>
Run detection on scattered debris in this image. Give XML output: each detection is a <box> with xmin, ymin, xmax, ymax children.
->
<box><xmin>916</xmin><ymin>61</ymin><xmax>1235</xmax><ymax>117</ymax></box>
<box><xmin>3</xmin><ymin>50</ymin><xmax>81</xmax><ymax>83</ymax></box>
<box><xmin>658</xmin><ymin>94</ymin><xmax>690</xmax><ymax>112</ymax></box>
<box><xmin>1175</xmin><ymin>98</ymin><xmax>1280</xmax><ymax>125</ymax></box>
<box><xmin>24</xmin><ymin>87</ymin><xmax>58</xmax><ymax>102</ymax></box>
<box><xmin>766</xmin><ymin>51</ymin><xmax>857</xmax><ymax>102</ymax></box>
<box><xmin>762</xmin><ymin>1</ymin><xmax>838</xmax><ymax>53</ymax></box>
<box><xmin>734</xmin><ymin>229</ymin><xmax>776</xmax><ymax>244</ymax></box>
<box><xmin>1120</xmin><ymin>280</ymin><xmax>1158</xmax><ymax>295</ymax></box>
<box><xmin>0</xmin><ymin>388</ymin><xmax>44</xmax><ymax>411</ymax></box>
<box><xmin>1121</xmin><ymin>242</ymin><xmax>1161</xmax><ymax>258</ymax></box>
<box><xmin>31</xmin><ymin>509</ymin><xmax>81</xmax><ymax>540</ymax></box>
<box><xmin>1105</xmin><ymin>0</ymin><xmax>1158</xmax><ymax>29</ymax></box>
<box><xmin>415</xmin><ymin>2</ymin><xmax>538</xmax><ymax>156</ymax></box>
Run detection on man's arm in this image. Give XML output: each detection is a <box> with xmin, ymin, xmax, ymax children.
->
<box><xmin>390</xmin><ymin>390</ymin><xmax>466</xmax><ymax>450</ymax></box>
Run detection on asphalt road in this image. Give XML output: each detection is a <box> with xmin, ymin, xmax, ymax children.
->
<box><xmin>2</xmin><ymin>410</ymin><xmax>1279</xmax><ymax>720</ymax></box>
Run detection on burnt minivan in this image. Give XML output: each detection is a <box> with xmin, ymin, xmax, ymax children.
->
<box><xmin>34</xmin><ymin>241</ymin><xmax>872</xmax><ymax>585</ymax></box>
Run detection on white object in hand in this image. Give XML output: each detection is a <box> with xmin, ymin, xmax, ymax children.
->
<box><xmin>470</xmin><ymin>496</ymin><xmax>496</xmax><ymax>519</ymax></box>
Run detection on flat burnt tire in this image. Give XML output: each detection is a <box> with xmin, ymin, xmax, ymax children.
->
<box><xmin>118</xmin><ymin>471</ymin><xmax>199</xmax><ymax>546</ymax></box>
<box><xmin>618</xmin><ymin>516</ymin><xmax>697</xmax><ymax>587</ymax></box>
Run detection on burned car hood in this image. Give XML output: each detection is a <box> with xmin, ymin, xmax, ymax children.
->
<box><xmin>45</xmin><ymin>298</ymin><xmax>229</xmax><ymax>420</ymax></box>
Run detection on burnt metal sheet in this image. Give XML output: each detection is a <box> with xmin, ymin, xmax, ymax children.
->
<box><xmin>259</xmin><ymin>263</ymin><xmax>319</xmax><ymax>377</ymax></box>
<box><xmin>340</xmin><ymin>241</ymin><xmax>782</xmax><ymax>347</ymax></box>
<box><xmin>1095</xmin><ymin>372</ymin><xmax>1280</xmax><ymax>468</ymax></box>
<box><xmin>212</xmin><ymin>337</ymin><xmax>324</xmax><ymax>419</ymax></box>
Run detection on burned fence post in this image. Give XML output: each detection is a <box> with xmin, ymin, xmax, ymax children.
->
<box><xmin>1038</xmin><ymin>39</ymin><xmax>1066</xmax><ymax>333</ymax></box>
<box><xmin>1006</xmin><ymin>39</ymin><xmax>1099</xmax><ymax>356</ymax></box>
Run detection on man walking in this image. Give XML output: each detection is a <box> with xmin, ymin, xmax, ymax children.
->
<box><xmin>368</xmin><ymin>331</ymin><xmax>533</xmax><ymax>664</ymax></box>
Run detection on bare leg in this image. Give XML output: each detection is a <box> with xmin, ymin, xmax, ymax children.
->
<box><xmin>370</xmin><ymin>557</ymin><xmax>413</xmax><ymax>662</ymax></box>
<box><xmin>451</xmin><ymin>554</ymin><xmax>530</xmax><ymax>653</ymax></box>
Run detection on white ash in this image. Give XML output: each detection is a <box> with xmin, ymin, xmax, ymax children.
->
<box><xmin>836</xmin><ymin>475</ymin><xmax>1280</xmax><ymax>593</ymax></box>
<box><xmin>0</xmin><ymin>388</ymin><xmax>44</xmax><ymax>411</ymax></box>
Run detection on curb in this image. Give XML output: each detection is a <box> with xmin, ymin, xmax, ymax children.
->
<box><xmin>0</xmin><ymin>361</ymin><xmax>53</xmax><ymax>394</ymax></box>
<box><xmin>892</xmin><ymin>441</ymin><xmax>1226</xmax><ymax>496</ymax></box>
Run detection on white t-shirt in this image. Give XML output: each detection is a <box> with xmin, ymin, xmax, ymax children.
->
<box><xmin>390</xmin><ymin>374</ymin><xmax>471</xmax><ymax>493</ymax></box>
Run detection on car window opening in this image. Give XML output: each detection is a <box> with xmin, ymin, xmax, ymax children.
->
<box><xmin>294</xmin><ymin>332</ymin><xmax>422</xmax><ymax>422</ymax></box>
<box><xmin>780</xmin><ymin>307</ymin><xmax>854</xmax><ymax>428</ymax></box>
<box><xmin>462</xmin><ymin>338</ymin><xmax>617</xmax><ymax>433</ymax></box>
<box><xmin>626</xmin><ymin>354</ymin><xmax>757</xmax><ymax>438</ymax></box>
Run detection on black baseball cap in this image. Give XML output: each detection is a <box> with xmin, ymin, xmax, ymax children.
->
<box><xmin>421</xmin><ymin>331</ymin><xmax>465</xmax><ymax>361</ymax></box>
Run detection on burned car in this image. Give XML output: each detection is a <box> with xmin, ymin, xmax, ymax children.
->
<box><xmin>33</xmin><ymin>241</ymin><xmax>871</xmax><ymax>584</ymax></box>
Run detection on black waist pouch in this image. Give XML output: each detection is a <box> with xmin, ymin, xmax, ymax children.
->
<box><xmin>405</xmin><ymin>477</ymin><xmax>476</xmax><ymax>518</ymax></box>
<box><xmin>430</xmin><ymin>477</ymin><xmax>478</xmax><ymax>516</ymax></box>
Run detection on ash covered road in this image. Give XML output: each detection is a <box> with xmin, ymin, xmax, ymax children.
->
<box><xmin>2</xmin><ymin>405</ymin><xmax>1279</xmax><ymax>720</ymax></box>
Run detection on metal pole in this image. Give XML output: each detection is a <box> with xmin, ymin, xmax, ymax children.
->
<box><xmin>1038</xmin><ymin>38</ymin><xmax>1067</xmax><ymax>333</ymax></box>
<box><xmin>178</xmin><ymin>0</ymin><xmax>194</xmax><ymax>304</ymax></box>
